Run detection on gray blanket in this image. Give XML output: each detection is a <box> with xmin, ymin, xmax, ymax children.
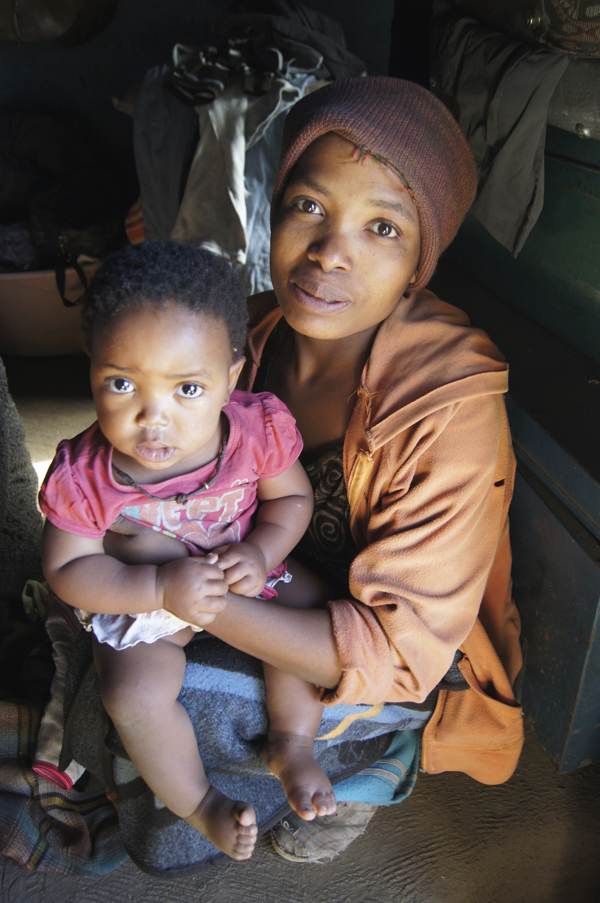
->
<box><xmin>61</xmin><ymin>631</ymin><xmax>428</xmax><ymax>874</ymax></box>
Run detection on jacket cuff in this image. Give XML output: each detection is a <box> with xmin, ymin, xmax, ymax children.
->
<box><xmin>320</xmin><ymin>599</ymin><xmax>395</xmax><ymax>706</ymax></box>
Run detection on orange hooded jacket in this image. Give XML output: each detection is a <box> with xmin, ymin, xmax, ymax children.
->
<box><xmin>243</xmin><ymin>289</ymin><xmax>524</xmax><ymax>785</ymax></box>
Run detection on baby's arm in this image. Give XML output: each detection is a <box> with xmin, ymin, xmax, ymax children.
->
<box><xmin>103</xmin><ymin>518</ymin><xmax>190</xmax><ymax>566</ymax></box>
<box><xmin>42</xmin><ymin>521</ymin><xmax>227</xmax><ymax>625</ymax></box>
<box><xmin>215</xmin><ymin>459</ymin><xmax>313</xmax><ymax>597</ymax></box>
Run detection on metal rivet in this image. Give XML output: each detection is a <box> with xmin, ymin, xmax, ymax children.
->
<box><xmin>575</xmin><ymin>122</ymin><xmax>592</xmax><ymax>139</ymax></box>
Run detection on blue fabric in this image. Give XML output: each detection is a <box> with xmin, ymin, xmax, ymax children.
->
<box><xmin>334</xmin><ymin>730</ymin><xmax>421</xmax><ymax>806</ymax></box>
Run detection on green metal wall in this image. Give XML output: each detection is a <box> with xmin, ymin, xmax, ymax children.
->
<box><xmin>450</xmin><ymin>126</ymin><xmax>600</xmax><ymax>365</ymax></box>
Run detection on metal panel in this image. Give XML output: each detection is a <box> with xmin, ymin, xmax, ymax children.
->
<box><xmin>431</xmin><ymin>261</ymin><xmax>600</xmax><ymax>770</ymax></box>
<box><xmin>451</xmin><ymin>126</ymin><xmax>600</xmax><ymax>364</ymax></box>
<box><xmin>507</xmin><ymin>396</ymin><xmax>600</xmax><ymax>542</ymax></box>
<box><xmin>510</xmin><ymin>450</ymin><xmax>600</xmax><ymax>771</ymax></box>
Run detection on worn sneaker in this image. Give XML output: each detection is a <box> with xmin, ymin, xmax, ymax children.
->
<box><xmin>270</xmin><ymin>802</ymin><xmax>378</xmax><ymax>863</ymax></box>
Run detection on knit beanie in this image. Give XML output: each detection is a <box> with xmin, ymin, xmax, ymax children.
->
<box><xmin>272</xmin><ymin>77</ymin><xmax>477</xmax><ymax>291</ymax></box>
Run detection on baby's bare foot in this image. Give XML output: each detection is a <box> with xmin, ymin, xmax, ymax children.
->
<box><xmin>262</xmin><ymin>732</ymin><xmax>337</xmax><ymax>821</ymax></box>
<box><xmin>186</xmin><ymin>786</ymin><xmax>257</xmax><ymax>860</ymax></box>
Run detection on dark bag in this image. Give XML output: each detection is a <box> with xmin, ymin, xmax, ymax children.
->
<box><xmin>29</xmin><ymin>171</ymin><xmax>126</xmax><ymax>306</ymax></box>
<box><xmin>0</xmin><ymin>111</ymin><xmax>132</xmax><ymax>303</ymax></box>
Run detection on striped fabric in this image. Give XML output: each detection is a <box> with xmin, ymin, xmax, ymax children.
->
<box><xmin>0</xmin><ymin>699</ymin><xmax>126</xmax><ymax>875</ymax></box>
<box><xmin>334</xmin><ymin>730</ymin><xmax>419</xmax><ymax>805</ymax></box>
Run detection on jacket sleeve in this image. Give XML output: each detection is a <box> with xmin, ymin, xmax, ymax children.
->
<box><xmin>322</xmin><ymin>395</ymin><xmax>510</xmax><ymax>706</ymax></box>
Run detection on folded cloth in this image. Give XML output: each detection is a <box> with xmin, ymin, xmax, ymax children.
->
<box><xmin>170</xmin><ymin>67</ymin><xmax>319</xmax><ymax>295</ymax></box>
<box><xmin>28</xmin><ymin>585</ymin><xmax>86</xmax><ymax>789</ymax></box>
<box><xmin>432</xmin><ymin>13</ymin><xmax>569</xmax><ymax>255</ymax></box>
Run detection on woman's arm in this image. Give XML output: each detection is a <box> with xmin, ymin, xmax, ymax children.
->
<box><xmin>208</xmin><ymin>462</ymin><xmax>337</xmax><ymax>684</ymax></box>
<box><xmin>322</xmin><ymin>395</ymin><xmax>514</xmax><ymax>705</ymax></box>
<box><xmin>210</xmin><ymin>396</ymin><xmax>513</xmax><ymax>702</ymax></box>
<box><xmin>208</xmin><ymin>592</ymin><xmax>341</xmax><ymax>688</ymax></box>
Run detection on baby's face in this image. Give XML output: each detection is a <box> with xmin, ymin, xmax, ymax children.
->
<box><xmin>270</xmin><ymin>132</ymin><xmax>421</xmax><ymax>344</ymax></box>
<box><xmin>89</xmin><ymin>303</ymin><xmax>244</xmax><ymax>482</ymax></box>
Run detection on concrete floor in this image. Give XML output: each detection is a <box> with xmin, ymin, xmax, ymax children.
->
<box><xmin>2</xmin><ymin>353</ymin><xmax>600</xmax><ymax>903</ymax></box>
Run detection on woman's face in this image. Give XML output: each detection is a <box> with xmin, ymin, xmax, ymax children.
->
<box><xmin>270</xmin><ymin>133</ymin><xmax>421</xmax><ymax>343</ymax></box>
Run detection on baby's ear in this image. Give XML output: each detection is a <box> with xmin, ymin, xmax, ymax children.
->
<box><xmin>228</xmin><ymin>355</ymin><xmax>246</xmax><ymax>394</ymax></box>
<box><xmin>408</xmin><ymin>271</ymin><xmax>417</xmax><ymax>285</ymax></box>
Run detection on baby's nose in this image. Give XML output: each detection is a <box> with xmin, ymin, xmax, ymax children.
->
<box><xmin>137</xmin><ymin>400</ymin><xmax>168</xmax><ymax>428</ymax></box>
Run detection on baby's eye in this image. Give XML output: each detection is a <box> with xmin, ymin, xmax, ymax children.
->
<box><xmin>370</xmin><ymin>220</ymin><xmax>400</xmax><ymax>239</ymax></box>
<box><xmin>177</xmin><ymin>383</ymin><xmax>203</xmax><ymax>399</ymax></box>
<box><xmin>294</xmin><ymin>197</ymin><xmax>323</xmax><ymax>216</ymax></box>
<box><xmin>106</xmin><ymin>377</ymin><xmax>134</xmax><ymax>394</ymax></box>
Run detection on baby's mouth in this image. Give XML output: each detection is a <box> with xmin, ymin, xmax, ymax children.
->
<box><xmin>135</xmin><ymin>443</ymin><xmax>176</xmax><ymax>463</ymax></box>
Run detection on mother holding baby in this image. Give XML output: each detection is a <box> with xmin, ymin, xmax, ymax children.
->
<box><xmin>194</xmin><ymin>75</ymin><xmax>524</xmax><ymax>861</ymax></box>
<box><xmin>38</xmin><ymin>74</ymin><xmax>524</xmax><ymax>867</ymax></box>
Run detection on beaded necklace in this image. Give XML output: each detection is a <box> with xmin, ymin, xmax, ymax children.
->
<box><xmin>112</xmin><ymin>422</ymin><xmax>228</xmax><ymax>506</ymax></box>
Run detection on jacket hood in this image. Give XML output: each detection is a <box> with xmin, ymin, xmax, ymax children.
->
<box><xmin>359</xmin><ymin>289</ymin><xmax>508</xmax><ymax>453</ymax></box>
<box><xmin>246</xmin><ymin>289</ymin><xmax>508</xmax><ymax>454</ymax></box>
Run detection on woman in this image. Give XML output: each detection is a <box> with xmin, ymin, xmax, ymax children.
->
<box><xmin>193</xmin><ymin>76</ymin><xmax>524</xmax><ymax>861</ymax></box>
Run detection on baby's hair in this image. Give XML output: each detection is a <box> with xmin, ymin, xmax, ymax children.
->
<box><xmin>82</xmin><ymin>241</ymin><xmax>248</xmax><ymax>358</ymax></box>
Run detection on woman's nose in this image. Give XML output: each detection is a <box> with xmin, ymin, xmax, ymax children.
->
<box><xmin>306</xmin><ymin>230</ymin><xmax>352</xmax><ymax>272</ymax></box>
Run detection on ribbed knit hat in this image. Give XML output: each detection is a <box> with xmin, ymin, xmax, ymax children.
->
<box><xmin>272</xmin><ymin>77</ymin><xmax>477</xmax><ymax>291</ymax></box>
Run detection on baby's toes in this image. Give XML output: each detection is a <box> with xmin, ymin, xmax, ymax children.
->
<box><xmin>234</xmin><ymin>821</ymin><xmax>257</xmax><ymax>859</ymax></box>
<box><xmin>238</xmin><ymin>823</ymin><xmax>258</xmax><ymax>844</ymax></box>
<box><xmin>234</xmin><ymin>802</ymin><xmax>257</xmax><ymax>828</ymax></box>
<box><xmin>232</xmin><ymin>838</ymin><xmax>255</xmax><ymax>860</ymax></box>
<box><xmin>290</xmin><ymin>790</ymin><xmax>320</xmax><ymax>821</ymax></box>
<box><xmin>313</xmin><ymin>790</ymin><xmax>337</xmax><ymax>817</ymax></box>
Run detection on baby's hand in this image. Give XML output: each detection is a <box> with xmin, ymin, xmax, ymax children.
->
<box><xmin>157</xmin><ymin>554</ymin><xmax>228</xmax><ymax>627</ymax></box>
<box><xmin>213</xmin><ymin>543</ymin><xmax>268</xmax><ymax>598</ymax></box>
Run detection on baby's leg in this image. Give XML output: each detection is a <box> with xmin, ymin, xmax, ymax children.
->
<box><xmin>94</xmin><ymin>632</ymin><xmax>257</xmax><ymax>860</ymax></box>
<box><xmin>261</xmin><ymin>559</ymin><xmax>337</xmax><ymax>821</ymax></box>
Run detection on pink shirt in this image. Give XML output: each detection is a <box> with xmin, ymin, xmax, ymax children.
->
<box><xmin>40</xmin><ymin>390</ymin><xmax>302</xmax><ymax>553</ymax></box>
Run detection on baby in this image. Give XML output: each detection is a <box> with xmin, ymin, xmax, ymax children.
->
<box><xmin>40</xmin><ymin>241</ymin><xmax>335</xmax><ymax>860</ymax></box>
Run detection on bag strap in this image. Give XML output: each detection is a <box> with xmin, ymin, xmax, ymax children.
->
<box><xmin>55</xmin><ymin>256</ymin><xmax>88</xmax><ymax>308</ymax></box>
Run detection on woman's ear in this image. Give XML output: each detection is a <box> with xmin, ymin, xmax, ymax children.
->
<box><xmin>228</xmin><ymin>355</ymin><xmax>246</xmax><ymax>394</ymax></box>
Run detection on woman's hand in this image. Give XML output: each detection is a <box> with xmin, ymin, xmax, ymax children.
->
<box><xmin>157</xmin><ymin>554</ymin><xmax>228</xmax><ymax>627</ymax></box>
<box><xmin>213</xmin><ymin>542</ymin><xmax>268</xmax><ymax>598</ymax></box>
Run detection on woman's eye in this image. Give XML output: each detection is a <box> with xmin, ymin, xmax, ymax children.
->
<box><xmin>371</xmin><ymin>220</ymin><xmax>400</xmax><ymax>239</ymax></box>
<box><xmin>177</xmin><ymin>383</ymin><xmax>203</xmax><ymax>399</ymax></box>
<box><xmin>294</xmin><ymin>197</ymin><xmax>323</xmax><ymax>216</ymax></box>
<box><xmin>106</xmin><ymin>377</ymin><xmax>134</xmax><ymax>394</ymax></box>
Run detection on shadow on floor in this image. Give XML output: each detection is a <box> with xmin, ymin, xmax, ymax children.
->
<box><xmin>1</xmin><ymin>725</ymin><xmax>599</xmax><ymax>903</ymax></box>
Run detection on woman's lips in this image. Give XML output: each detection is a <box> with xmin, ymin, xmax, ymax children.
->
<box><xmin>290</xmin><ymin>281</ymin><xmax>352</xmax><ymax>312</ymax></box>
<box><xmin>134</xmin><ymin>444</ymin><xmax>176</xmax><ymax>463</ymax></box>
